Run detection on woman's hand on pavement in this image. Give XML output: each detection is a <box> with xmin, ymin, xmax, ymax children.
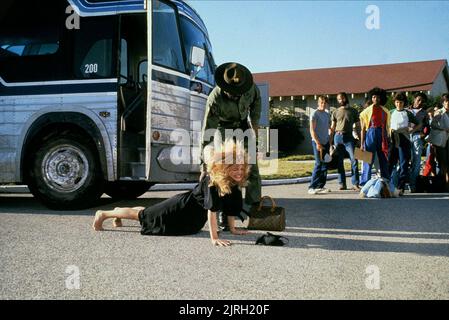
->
<box><xmin>211</xmin><ymin>238</ymin><xmax>231</xmax><ymax>247</ymax></box>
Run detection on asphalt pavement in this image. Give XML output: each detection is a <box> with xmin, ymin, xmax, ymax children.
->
<box><xmin>1</xmin><ymin>179</ymin><xmax>449</xmax><ymax>300</ymax></box>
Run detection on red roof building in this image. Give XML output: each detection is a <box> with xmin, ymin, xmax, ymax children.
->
<box><xmin>253</xmin><ymin>59</ymin><xmax>449</xmax><ymax>154</ymax></box>
<box><xmin>254</xmin><ymin>59</ymin><xmax>449</xmax><ymax>97</ymax></box>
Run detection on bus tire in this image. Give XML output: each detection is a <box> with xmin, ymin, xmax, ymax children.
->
<box><xmin>27</xmin><ymin>133</ymin><xmax>104</xmax><ymax>210</ymax></box>
<box><xmin>104</xmin><ymin>181</ymin><xmax>153</xmax><ymax>200</ymax></box>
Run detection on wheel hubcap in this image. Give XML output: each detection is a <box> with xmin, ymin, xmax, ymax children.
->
<box><xmin>42</xmin><ymin>145</ymin><xmax>89</xmax><ymax>193</ymax></box>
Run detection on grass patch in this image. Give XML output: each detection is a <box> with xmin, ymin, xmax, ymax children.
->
<box><xmin>260</xmin><ymin>158</ymin><xmax>352</xmax><ymax>180</ymax></box>
<box><xmin>281</xmin><ymin>154</ymin><xmax>315</xmax><ymax>161</ymax></box>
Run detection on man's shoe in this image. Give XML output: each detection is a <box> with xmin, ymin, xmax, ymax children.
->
<box><xmin>308</xmin><ymin>188</ymin><xmax>319</xmax><ymax>195</ymax></box>
<box><xmin>339</xmin><ymin>185</ymin><xmax>347</xmax><ymax>191</ymax></box>
<box><xmin>316</xmin><ymin>188</ymin><xmax>331</xmax><ymax>194</ymax></box>
<box><xmin>352</xmin><ymin>185</ymin><xmax>361</xmax><ymax>191</ymax></box>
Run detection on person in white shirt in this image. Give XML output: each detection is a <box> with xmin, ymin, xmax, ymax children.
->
<box><xmin>389</xmin><ymin>92</ymin><xmax>418</xmax><ymax>195</ymax></box>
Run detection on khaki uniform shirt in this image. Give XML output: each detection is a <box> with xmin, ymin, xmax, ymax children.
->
<box><xmin>201</xmin><ymin>84</ymin><xmax>261</xmax><ymax>147</ymax></box>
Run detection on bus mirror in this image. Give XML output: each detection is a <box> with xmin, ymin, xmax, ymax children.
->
<box><xmin>190</xmin><ymin>47</ymin><xmax>205</xmax><ymax>80</ymax></box>
<box><xmin>190</xmin><ymin>46</ymin><xmax>205</xmax><ymax>68</ymax></box>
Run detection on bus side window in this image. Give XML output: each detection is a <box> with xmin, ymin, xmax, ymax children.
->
<box><xmin>0</xmin><ymin>43</ymin><xmax>58</xmax><ymax>57</ymax></box>
<box><xmin>119</xmin><ymin>39</ymin><xmax>128</xmax><ymax>85</ymax></box>
<box><xmin>0</xmin><ymin>1</ymin><xmax>63</xmax><ymax>82</ymax></box>
<box><xmin>152</xmin><ymin>0</ymin><xmax>185</xmax><ymax>73</ymax></box>
<box><xmin>72</xmin><ymin>16</ymin><xmax>117</xmax><ymax>79</ymax></box>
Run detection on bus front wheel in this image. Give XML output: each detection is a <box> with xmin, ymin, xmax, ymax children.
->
<box><xmin>27</xmin><ymin>133</ymin><xmax>104</xmax><ymax>210</ymax></box>
<box><xmin>104</xmin><ymin>181</ymin><xmax>154</xmax><ymax>200</ymax></box>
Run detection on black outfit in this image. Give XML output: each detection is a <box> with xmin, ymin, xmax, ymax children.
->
<box><xmin>138</xmin><ymin>175</ymin><xmax>242</xmax><ymax>236</ymax></box>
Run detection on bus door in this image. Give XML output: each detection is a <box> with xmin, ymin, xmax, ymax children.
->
<box><xmin>117</xmin><ymin>13</ymin><xmax>148</xmax><ymax>179</ymax></box>
<box><xmin>148</xmin><ymin>0</ymin><xmax>193</xmax><ymax>182</ymax></box>
<box><xmin>178</xmin><ymin>15</ymin><xmax>215</xmax><ymax>173</ymax></box>
<box><xmin>188</xmin><ymin>62</ymin><xmax>211</xmax><ymax>173</ymax></box>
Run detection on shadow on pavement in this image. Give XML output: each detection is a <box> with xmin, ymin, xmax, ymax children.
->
<box><xmin>274</xmin><ymin>197</ymin><xmax>449</xmax><ymax>257</ymax></box>
<box><xmin>1</xmin><ymin>193</ymin><xmax>448</xmax><ymax>257</ymax></box>
<box><xmin>0</xmin><ymin>195</ymin><xmax>168</xmax><ymax>216</ymax></box>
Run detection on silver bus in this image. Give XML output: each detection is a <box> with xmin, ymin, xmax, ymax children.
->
<box><xmin>0</xmin><ymin>0</ymin><xmax>216</xmax><ymax>209</ymax></box>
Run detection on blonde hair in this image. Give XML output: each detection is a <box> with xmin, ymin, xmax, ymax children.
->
<box><xmin>206</xmin><ymin>139</ymin><xmax>251</xmax><ymax>196</ymax></box>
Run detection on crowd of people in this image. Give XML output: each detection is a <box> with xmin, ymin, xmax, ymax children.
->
<box><xmin>309</xmin><ymin>89</ymin><xmax>449</xmax><ymax>196</ymax></box>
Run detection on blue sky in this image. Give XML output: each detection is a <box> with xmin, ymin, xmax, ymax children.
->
<box><xmin>189</xmin><ymin>0</ymin><xmax>449</xmax><ymax>73</ymax></box>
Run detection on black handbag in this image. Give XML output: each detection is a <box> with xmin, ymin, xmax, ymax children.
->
<box><xmin>326</xmin><ymin>144</ymin><xmax>344</xmax><ymax>170</ymax></box>
<box><xmin>247</xmin><ymin>196</ymin><xmax>286</xmax><ymax>231</ymax></box>
<box><xmin>255</xmin><ymin>232</ymin><xmax>289</xmax><ymax>246</ymax></box>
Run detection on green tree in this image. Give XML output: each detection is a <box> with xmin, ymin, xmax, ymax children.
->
<box><xmin>269</xmin><ymin>106</ymin><xmax>304</xmax><ymax>154</ymax></box>
<box><xmin>386</xmin><ymin>92</ymin><xmax>442</xmax><ymax>111</ymax></box>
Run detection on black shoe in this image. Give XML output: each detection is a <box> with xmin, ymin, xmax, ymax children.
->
<box><xmin>217</xmin><ymin>211</ymin><xmax>229</xmax><ymax>231</ymax></box>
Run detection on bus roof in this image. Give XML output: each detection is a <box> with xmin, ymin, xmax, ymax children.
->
<box><xmin>68</xmin><ymin>0</ymin><xmax>209</xmax><ymax>37</ymax></box>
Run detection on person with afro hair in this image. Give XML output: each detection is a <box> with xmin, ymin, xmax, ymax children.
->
<box><xmin>359</xmin><ymin>87</ymin><xmax>391</xmax><ymax>185</ymax></box>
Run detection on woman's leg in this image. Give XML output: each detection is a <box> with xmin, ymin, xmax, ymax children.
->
<box><xmin>92</xmin><ymin>207</ymin><xmax>144</xmax><ymax>231</ymax></box>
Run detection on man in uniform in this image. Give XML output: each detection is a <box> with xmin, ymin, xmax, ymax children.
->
<box><xmin>201</xmin><ymin>62</ymin><xmax>262</xmax><ymax>228</ymax></box>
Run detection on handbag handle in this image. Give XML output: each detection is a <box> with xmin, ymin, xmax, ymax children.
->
<box><xmin>258</xmin><ymin>196</ymin><xmax>276</xmax><ymax>213</ymax></box>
